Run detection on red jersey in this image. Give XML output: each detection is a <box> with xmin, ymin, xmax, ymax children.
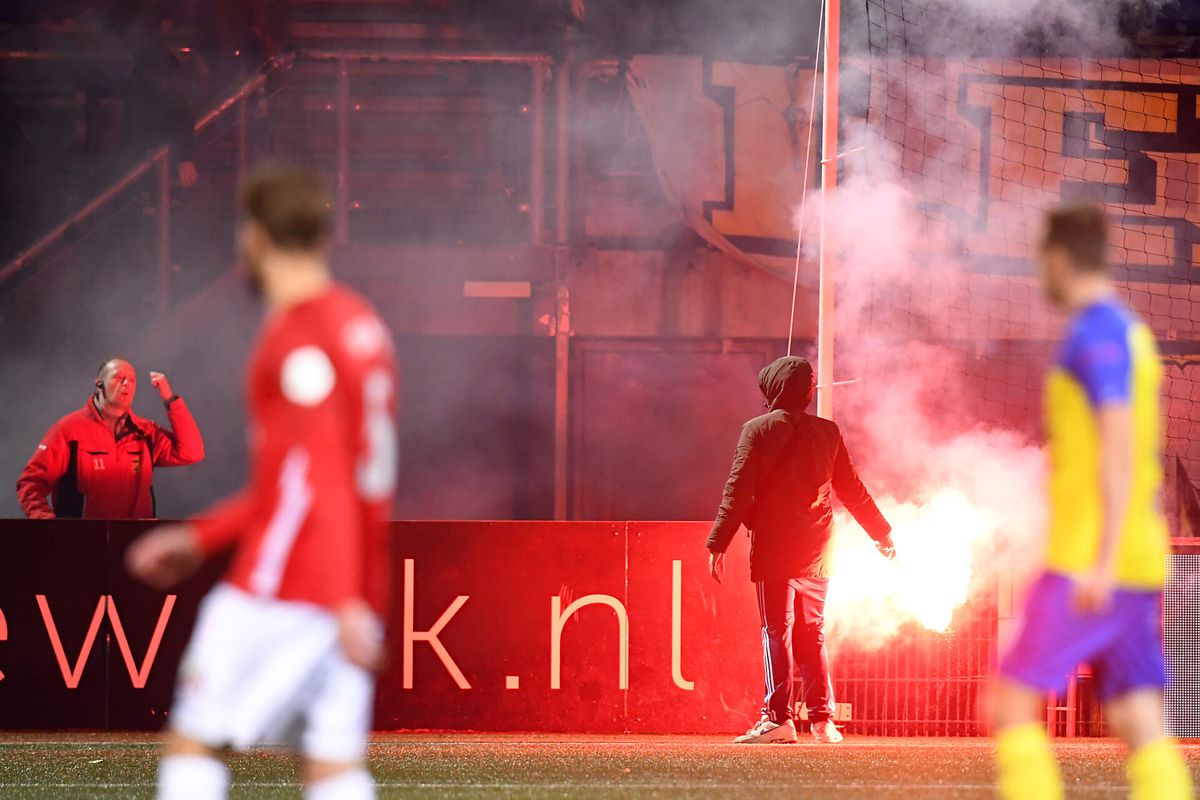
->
<box><xmin>17</xmin><ymin>398</ymin><xmax>205</xmax><ymax>519</ymax></box>
<box><xmin>192</xmin><ymin>284</ymin><xmax>397</xmax><ymax>614</ymax></box>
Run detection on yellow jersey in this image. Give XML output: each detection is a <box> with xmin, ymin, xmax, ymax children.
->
<box><xmin>1044</xmin><ymin>297</ymin><xmax>1168</xmax><ymax>589</ymax></box>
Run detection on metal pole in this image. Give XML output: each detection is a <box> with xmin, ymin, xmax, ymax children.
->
<box><xmin>553</xmin><ymin>277</ymin><xmax>571</xmax><ymax>520</ymax></box>
<box><xmin>304</xmin><ymin>50</ymin><xmax>550</xmax><ymax>65</ymax></box>
<box><xmin>530</xmin><ymin>62</ymin><xmax>547</xmax><ymax>246</ymax></box>
<box><xmin>156</xmin><ymin>153</ymin><xmax>171</xmax><ymax>316</ymax></box>
<box><xmin>335</xmin><ymin>58</ymin><xmax>351</xmax><ymax>244</ymax></box>
<box><xmin>816</xmin><ymin>0</ymin><xmax>840</xmax><ymax>420</ymax></box>
<box><xmin>1066</xmin><ymin>673</ymin><xmax>1078</xmax><ymax>737</ymax></box>
<box><xmin>554</xmin><ymin>44</ymin><xmax>572</xmax><ymax>244</ymax></box>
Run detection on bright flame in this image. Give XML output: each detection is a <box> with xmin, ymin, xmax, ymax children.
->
<box><xmin>825</xmin><ymin>489</ymin><xmax>996</xmax><ymax>649</ymax></box>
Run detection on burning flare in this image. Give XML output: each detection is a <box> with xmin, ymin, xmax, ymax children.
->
<box><xmin>826</xmin><ymin>489</ymin><xmax>1000</xmax><ymax>649</ymax></box>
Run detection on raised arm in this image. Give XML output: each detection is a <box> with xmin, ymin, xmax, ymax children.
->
<box><xmin>147</xmin><ymin>373</ymin><xmax>205</xmax><ymax>466</ymax></box>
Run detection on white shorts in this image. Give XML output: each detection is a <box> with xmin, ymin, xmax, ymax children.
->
<box><xmin>170</xmin><ymin>583</ymin><xmax>374</xmax><ymax>763</ymax></box>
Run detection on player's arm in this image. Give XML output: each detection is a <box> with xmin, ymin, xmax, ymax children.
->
<box><xmin>706</xmin><ymin>422</ymin><xmax>763</xmax><ymax>583</ymax></box>
<box><xmin>16</xmin><ymin>425</ymin><xmax>69</xmax><ymax>519</ymax></box>
<box><xmin>830</xmin><ymin>431</ymin><xmax>895</xmax><ymax>559</ymax></box>
<box><xmin>126</xmin><ymin>491</ymin><xmax>258</xmax><ymax>591</ymax></box>
<box><xmin>191</xmin><ymin>491</ymin><xmax>258</xmax><ymax>554</ymax></box>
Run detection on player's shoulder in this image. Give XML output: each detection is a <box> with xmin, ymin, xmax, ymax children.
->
<box><xmin>271</xmin><ymin>286</ymin><xmax>394</xmax><ymax>406</ymax></box>
<box><xmin>336</xmin><ymin>293</ymin><xmax>393</xmax><ymax>362</ymax></box>
<box><xmin>1059</xmin><ymin>299</ymin><xmax>1139</xmax><ymax>388</ymax></box>
<box><xmin>1068</xmin><ymin>298</ymin><xmax>1135</xmax><ymax>345</ymax></box>
<box><xmin>274</xmin><ymin>285</ymin><xmax>391</xmax><ymax>358</ymax></box>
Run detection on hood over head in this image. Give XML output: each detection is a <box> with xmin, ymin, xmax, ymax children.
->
<box><xmin>758</xmin><ymin>356</ymin><xmax>815</xmax><ymax>412</ymax></box>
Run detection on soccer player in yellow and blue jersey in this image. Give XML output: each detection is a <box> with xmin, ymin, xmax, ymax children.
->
<box><xmin>993</xmin><ymin>204</ymin><xmax>1193</xmax><ymax>799</ymax></box>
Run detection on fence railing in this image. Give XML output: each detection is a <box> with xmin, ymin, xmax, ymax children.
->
<box><xmin>1</xmin><ymin>48</ymin><xmax>569</xmax><ymax>310</ymax></box>
<box><xmin>0</xmin><ymin>56</ymin><xmax>293</xmax><ymax>313</ymax></box>
<box><xmin>301</xmin><ymin>50</ymin><xmax>555</xmax><ymax>246</ymax></box>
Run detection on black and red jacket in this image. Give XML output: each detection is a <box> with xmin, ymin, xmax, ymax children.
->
<box><xmin>17</xmin><ymin>396</ymin><xmax>205</xmax><ymax>519</ymax></box>
<box><xmin>707</xmin><ymin>357</ymin><xmax>891</xmax><ymax>582</ymax></box>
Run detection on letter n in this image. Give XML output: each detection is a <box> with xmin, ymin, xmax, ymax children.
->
<box><xmin>550</xmin><ymin>594</ymin><xmax>629</xmax><ymax>690</ymax></box>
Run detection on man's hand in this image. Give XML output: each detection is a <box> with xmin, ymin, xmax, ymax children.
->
<box><xmin>126</xmin><ymin>523</ymin><xmax>203</xmax><ymax>590</ymax></box>
<box><xmin>336</xmin><ymin>599</ymin><xmax>385</xmax><ymax>672</ymax></box>
<box><xmin>876</xmin><ymin>534</ymin><xmax>897</xmax><ymax>561</ymax></box>
<box><xmin>708</xmin><ymin>551</ymin><xmax>725</xmax><ymax>585</ymax></box>
<box><xmin>178</xmin><ymin>161</ymin><xmax>199</xmax><ymax>188</ymax></box>
<box><xmin>149</xmin><ymin>372</ymin><xmax>174</xmax><ymax>401</ymax></box>
<box><xmin>1074</xmin><ymin>567</ymin><xmax>1115</xmax><ymax>615</ymax></box>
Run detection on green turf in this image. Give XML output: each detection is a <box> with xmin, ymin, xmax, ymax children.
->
<box><xmin>1</xmin><ymin>733</ymin><xmax>1198</xmax><ymax>798</ymax></box>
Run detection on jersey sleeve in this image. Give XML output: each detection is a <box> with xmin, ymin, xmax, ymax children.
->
<box><xmin>192</xmin><ymin>490</ymin><xmax>257</xmax><ymax>553</ymax></box>
<box><xmin>1063</xmin><ymin>309</ymin><xmax>1133</xmax><ymax>408</ymax></box>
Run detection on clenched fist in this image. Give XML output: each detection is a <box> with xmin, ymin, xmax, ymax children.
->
<box><xmin>149</xmin><ymin>372</ymin><xmax>174</xmax><ymax>401</ymax></box>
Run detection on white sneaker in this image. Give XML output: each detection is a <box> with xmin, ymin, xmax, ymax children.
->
<box><xmin>734</xmin><ymin>717</ymin><xmax>798</xmax><ymax>744</ymax></box>
<box><xmin>810</xmin><ymin>719</ymin><xmax>844</xmax><ymax>743</ymax></box>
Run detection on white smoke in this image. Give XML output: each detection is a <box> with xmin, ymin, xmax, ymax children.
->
<box><xmin>796</xmin><ymin>120</ymin><xmax>1054</xmax><ymax>649</ymax></box>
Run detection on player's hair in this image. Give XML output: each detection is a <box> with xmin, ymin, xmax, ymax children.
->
<box><xmin>1040</xmin><ymin>203</ymin><xmax>1109</xmax><ymax>272</ymax></box>
<box><xmin>239</xmin><ymin>164</ymin><xmax>331</xmax><ymax>251</ymax></box>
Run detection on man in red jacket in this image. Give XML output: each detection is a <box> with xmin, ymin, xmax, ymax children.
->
<box><xmin>127</xmin><ymin>165</ymin><xmax>397</xmax><ymax>800</ymax></box>
<box><xmin>17</xmin><ymin>359</ymin><xmax>205</xmax><ymax>518</ymax></box>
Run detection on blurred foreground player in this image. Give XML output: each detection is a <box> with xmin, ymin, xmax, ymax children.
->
<box><xmin>127</xmin><ymin>165</ymin><xmax>398</xmax><ymax>800</ymax></box>
<box><xmin>18</xmin><ymin>359</ymin><xmax>204</xmax><ymax>518</ymax></box>
<box><xmin>993</xmin><ymin>205</ymin><xmax>1192</xmax><ymax>800</ymax></box>
<box><xmin>706</xmin><ymin>356</ymin><xmax>895</xmax><ymax>744</ymax></box>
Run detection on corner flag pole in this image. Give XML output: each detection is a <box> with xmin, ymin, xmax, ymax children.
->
<box><xmin>816</xmin><ymin>0</ymin><xmax>840</xmax><ymax>420</ymax></box>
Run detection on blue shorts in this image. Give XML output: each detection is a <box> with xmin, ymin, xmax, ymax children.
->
<box><xmin>999</xmin><ymin>572</ymin><xmax>1166</xmax><ymax>702</ymax></box>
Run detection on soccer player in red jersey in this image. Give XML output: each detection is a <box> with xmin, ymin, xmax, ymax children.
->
<box><xmin>127</xmin><ymin>165</ymin><xmax>398</xmax><ymax>800</ymax></box>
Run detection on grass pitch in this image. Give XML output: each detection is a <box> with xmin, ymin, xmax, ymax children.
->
<box><xmin>1</xmin><ymin>732</ymin><xmax>1198</xmax><ymax>798</ymax></box>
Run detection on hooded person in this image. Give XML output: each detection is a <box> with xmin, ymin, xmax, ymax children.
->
<box><xmin>706</xmin><ymin>355</ymin><xmax>895</xmax><ymax>744</ymax></box>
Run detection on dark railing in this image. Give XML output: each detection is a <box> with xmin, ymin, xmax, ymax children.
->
<box><xmin>0</xmin><ymin>57</ymin><xmax>294</xmax><ymax>311</ymax></box>
<box><xmin>301</xmin><ymin>50</ymin><xmax>555</xmax><ymax>246</ymax></box>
